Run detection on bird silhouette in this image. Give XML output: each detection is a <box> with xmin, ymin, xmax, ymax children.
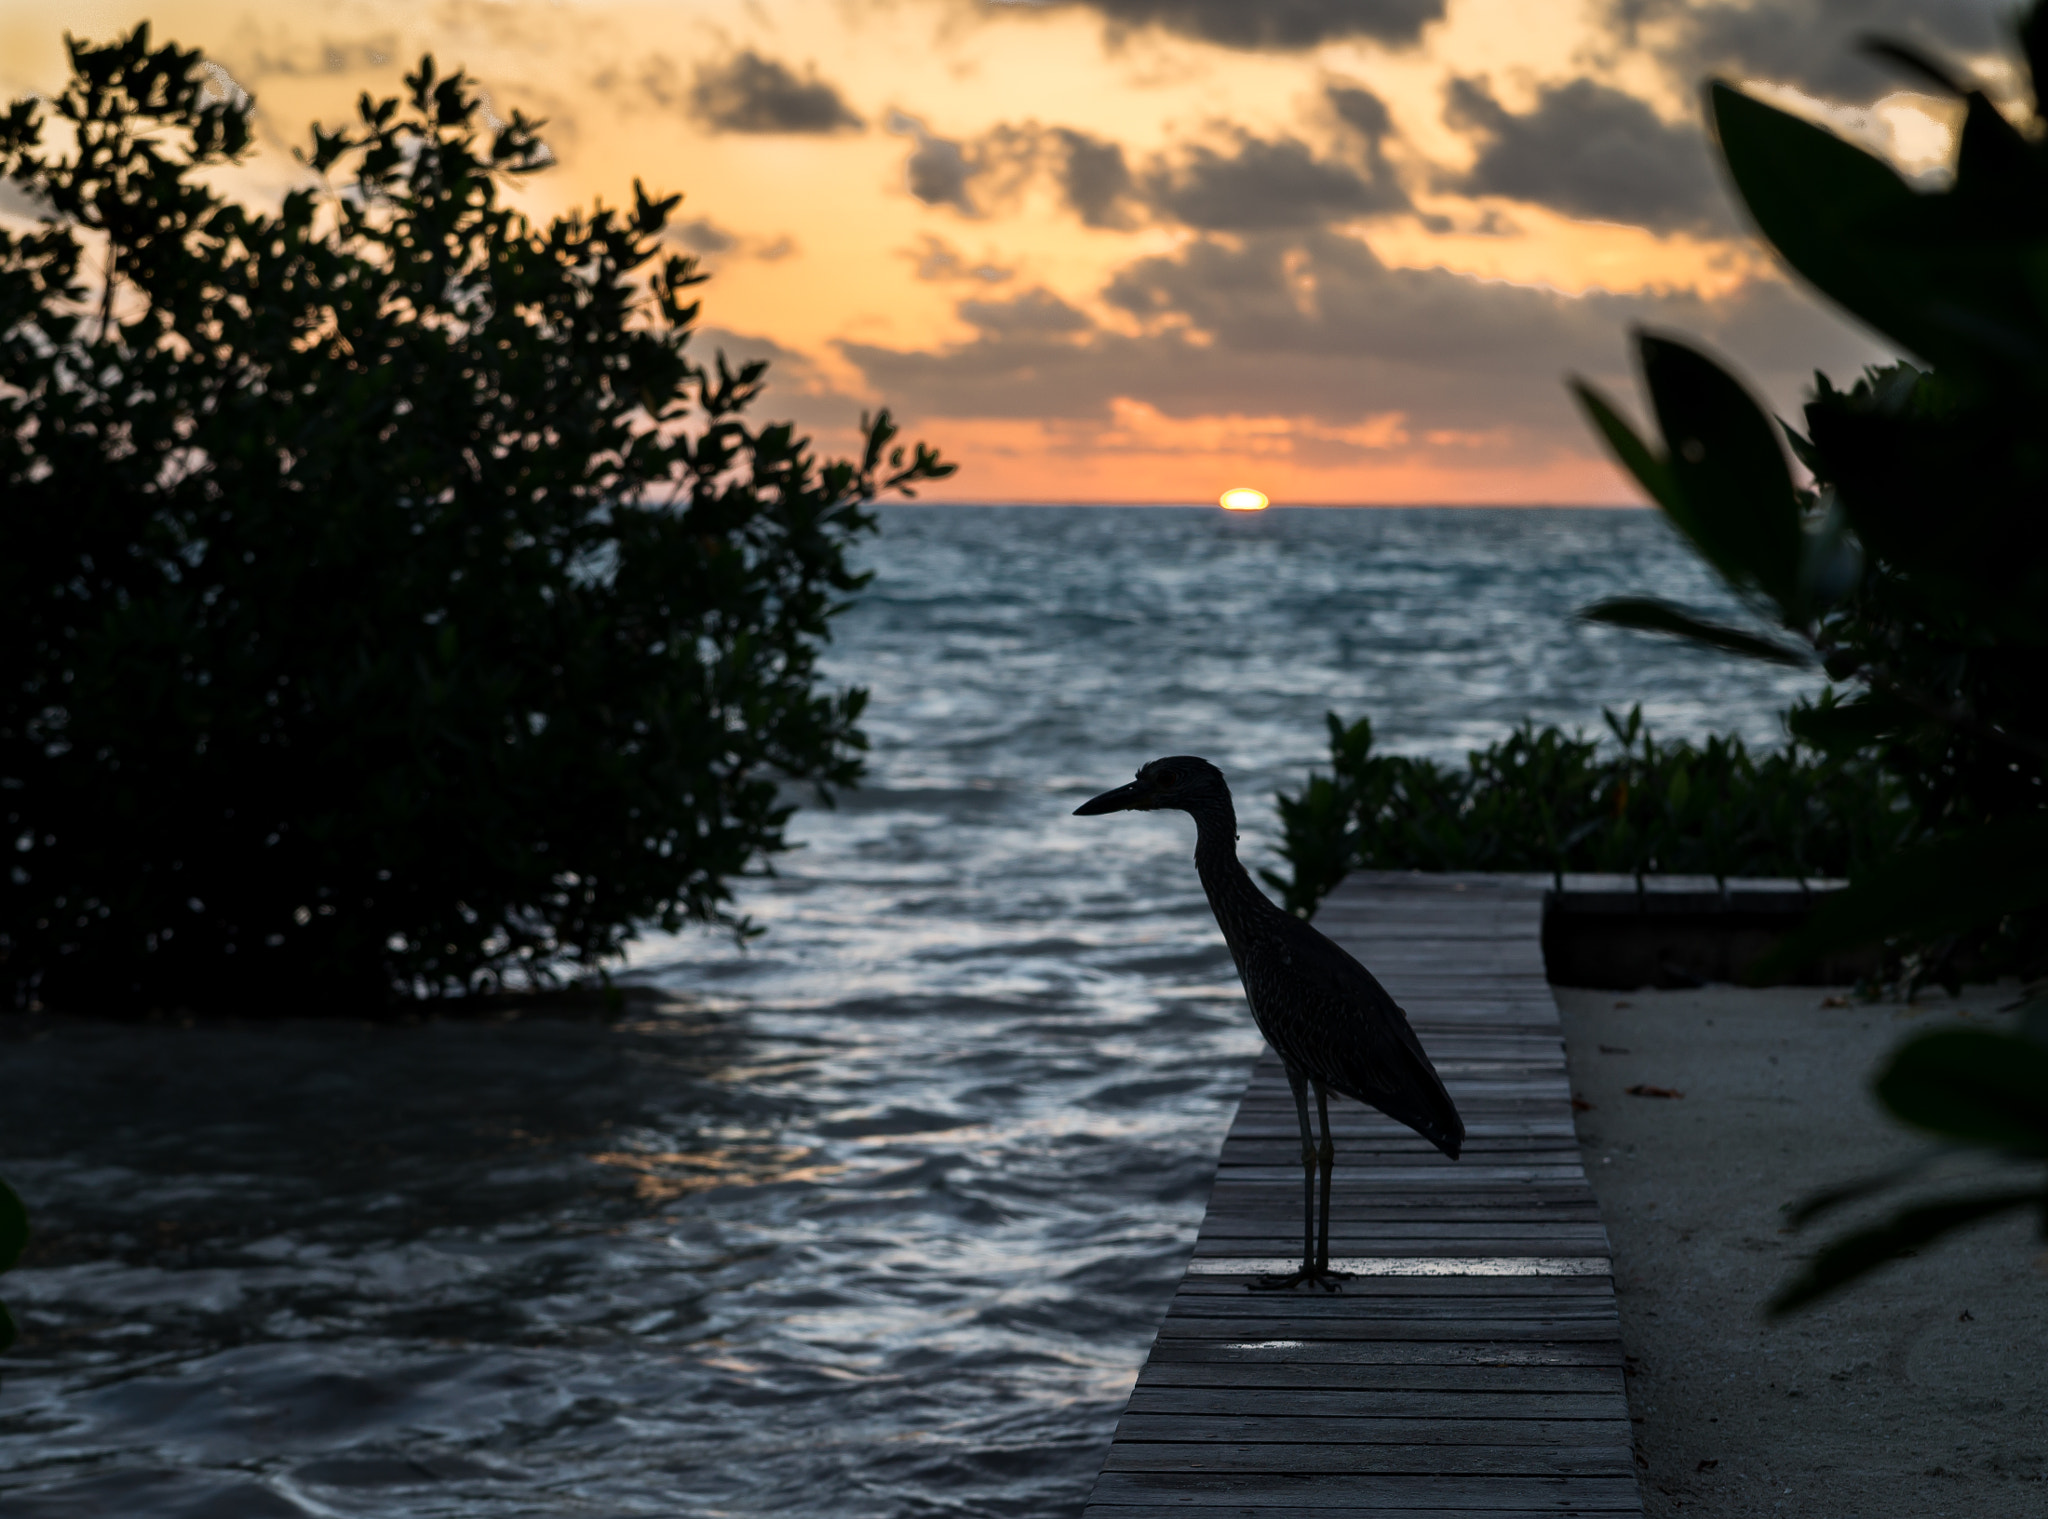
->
<box><xmin>1076</xmin><ymin>756</ymin><xmax>1463</xmax><ymax>1290</ymax></box>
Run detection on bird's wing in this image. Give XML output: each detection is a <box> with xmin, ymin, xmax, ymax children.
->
<box><xmin>1241</xmin><ymin>915</ymin><xmax>1464</xmax><ymax>1158</ymax></box>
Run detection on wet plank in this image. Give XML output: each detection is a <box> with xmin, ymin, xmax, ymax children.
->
<box><xmin>1083</xmin><ymin>872</ymin><xmax>1640</xmax><ymax>1517</ymax></box>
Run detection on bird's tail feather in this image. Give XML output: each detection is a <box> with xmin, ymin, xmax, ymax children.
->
<box><xmin>1330</xmin><ymin>1047</ymin><xmax>1464</xmax><ymax>1160</ymax></box>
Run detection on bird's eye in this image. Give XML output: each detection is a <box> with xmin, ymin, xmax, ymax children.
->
<box><xmin>1156</xmin><ymin>769</ymin><xmax>1178</xmax><ymax>788</ymax></box>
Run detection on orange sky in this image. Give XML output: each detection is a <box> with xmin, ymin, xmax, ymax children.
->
<box><xmin>2</xmin><ymin>0</ymin><xmax>2001</xmax><ymax>501</ymax></box>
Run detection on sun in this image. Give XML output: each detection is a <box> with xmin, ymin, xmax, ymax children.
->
<box><xmin>1218</xmin><ymin>487</ymin><xmax>1269</xmax><ymax>511</ymax></box>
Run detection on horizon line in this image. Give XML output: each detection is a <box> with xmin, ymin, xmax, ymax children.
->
<box><xmin>888</xmin><ymin>499</ymin><xmax>1652</xmax><ymax>509</ymax></box>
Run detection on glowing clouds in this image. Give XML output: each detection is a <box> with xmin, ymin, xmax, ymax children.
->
<box><xmin>1218</xmin><ymin>487</ymin><xmax>1269</xmax><ymax>511</ymax></box>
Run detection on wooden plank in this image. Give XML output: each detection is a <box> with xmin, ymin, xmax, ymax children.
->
<box><xmin>1083</xmin><ymin>873</ymin><xmax>1638</xmax><ymax>1518</ymax></box>
<box><xmin>1087</xmin><ymin>1512</ymin><xmax>1625</xmax><ymax>1519</ymax></box>
<box><xmin>1102</xmin><ymin>1444</ymin><xmax>1635</xmax><ymax>1476</ymax></box>
<box><xmin>1114</xmin><ymin>1424</ymin><xmax>1622</xmax><ymax>1449</ymax></box>
<box><xmin>1088</xmin><ymin>1472</ymin><xmax>1642</xmax><ymax>1509</ymax></box>
<box><xmin>1133</xmin><ymin>1364</ymin><xmax>1620</xmax><ymax>1393</ymax></box>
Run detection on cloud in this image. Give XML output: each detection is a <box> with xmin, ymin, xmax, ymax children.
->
<box><xmin>672</xmin><ymin>216</ymin><xmax>737</xmax><ymax>254</ymax></box>
<box><xmin>957</xmin><ymin>287</ymin><xmax>1093</xmax><ymax>337</ymax></box>
<box><xmin>1045</xmin><ymin>0</ymin><xmax>1446</xmax><ymax>50</ymax></box>
<box><xmin>688</xmin><ymin>51</ymin><xmax>863</xmax><ymax>134</ymax></box>
<box><xmin>239</xmin><ymin>34</ymin><xmax>397</xmax><ymax>78</ymax></box>
<box><xmin>1144</xmin><ymin>129</ymin><xmax>1407</xmax><ymax>229</ymax></box>
<box><xmin>889</xmin><ymin>112</ymin><xmax>977</xmax><ymax>210</ymax></box>
<box><xmin>1328</xmin><ymin>83</ymin><xmax>1396</xmax><ymax>145</ymax></box>
<box><xmin>903</xmin><ymin>235</ymin><xmax>1014</xmax><ymax>282</ymax></box>
<box><xmin>1606</xmin><ymin>0</ymin><xmax>2005</xmax><ymax>100</ymax></box>
<box><xmin>841</xmin><ymin>230</ymin><xmax>1891</xmax><ymax>446</ymax></box>
<box><xmin>886</xmin><ymin>116</ymin><xmax>1142</xmax><ymax>225</ymax></box>
<box><xmin>880</xmin><ymin>109</ymin><xmax>1407</xmax><ymax>232</ymax></box>
<box><xmin>685</xmin><ymin>324</ymin><xmax>875</xmax><ymax>452</ymax></box>
<box><xmin>0</xmin><ymin>176</ymin><xmax>51</xmax><ymax>224</ymax></box>
<box><xmin>1444</xmin><ymin>77</ymin><xmax>1726</xmax><ymax>233</ymax></box>
<box><xmin>1044</xmin><ymin>127</ymin><xmax>1142</xmax><ymax>228</ymax></box>
<box><xmin>668</xmin><ymin>216</ymin><xmax>799</xmax><ymax>262</ymax></box>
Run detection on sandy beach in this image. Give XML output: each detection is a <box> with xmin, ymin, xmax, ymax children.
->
<box><xmin>1556</xmin><ymin>984</ymin><xmax>2047</xmax><ymax>1518</ymax></box>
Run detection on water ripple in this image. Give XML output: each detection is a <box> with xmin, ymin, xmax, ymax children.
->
<box><xmin>0</xmin><ymin>508</ymin><xmax>1817</xmax><ymax>1516</ymax></box>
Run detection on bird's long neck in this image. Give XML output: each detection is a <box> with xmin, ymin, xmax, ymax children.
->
<box><xmin>1189</xmin><ymin>798</ymin><xmax>1273</xmax><ymax>938</ymax></box>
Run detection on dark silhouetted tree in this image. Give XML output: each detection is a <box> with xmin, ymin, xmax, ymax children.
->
<box><xmin>0</xmin><ymin>28</ymin><xmax>951</xmax><ymax>1012</ymax></box>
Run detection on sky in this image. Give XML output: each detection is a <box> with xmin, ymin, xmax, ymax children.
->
<box><xmin>0</xmin><ymin>0</ymin><xmax>2018</xmax><ymax>503</ymax></box>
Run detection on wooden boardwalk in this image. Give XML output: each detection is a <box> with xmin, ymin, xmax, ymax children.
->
<box><xmin>1084</xmin><ymin>872</ymin><xmax>1640</xmax><ymax>1518</ymax></box>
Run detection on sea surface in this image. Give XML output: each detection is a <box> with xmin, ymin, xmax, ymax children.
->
<box><xmin>0</xmin><ymin>507</ymin><xmax>1822</xmax><ymax>1517</ymax></box>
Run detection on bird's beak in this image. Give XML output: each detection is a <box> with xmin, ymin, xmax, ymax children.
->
<box><xmin>1075</xmin><ymin>779</ymin><xmax>1150</xmax><ymax>815</ymax></box>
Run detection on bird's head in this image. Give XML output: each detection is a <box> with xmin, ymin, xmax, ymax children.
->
<box><xmin>1074</xmin><ymin>756</ymin><xmax>1232</xmax><ymax>820</ymax></box>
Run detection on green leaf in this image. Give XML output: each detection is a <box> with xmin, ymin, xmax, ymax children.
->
<box><xmin>1785</xmin><ymin>693</ymin><xmax>1912</xmax><ymax>752</ymax></box>
<box><xmin>1875</xmin><ymin>1029</ymin><xmax>2048</xmax><ymax>1153</ymax></box>
<box><xmin>1769</xmin><ymin>1189</ymin><xmax>2039</xmax><ymax>1314</ymax></box>
<box><xmin>1638</xmin><ymin>333</ymin><xmax>1806</xmax><ymax>612</ymax></box>
<box><xmin>1714</xmin><ymin>79</ymin><xmax>2048</xmax><ymax>380</ymax></box>
<box><xmin>1710</xmin><ymin>82</ymin><xmax>1925</xmax><ymax>357</ymax></box>
<box><xmin>1579</xmin><ymin>597</ymin><xmax>1811</xmax><ymax>666</ymax></box>
<box><xmin>2024</xmin><ymin>3</ymin><xmax>2048</xmax><ymax>119</ymax></box>
<box><xmin>1751</xmin><ymin>815</ymin><xmax>2048</xmax><ymax>978</ymax></box>
<box><xmin>1570</xmin><ymin>379</ymin><xmax>1679</xmax><ymax>514</ymax></box>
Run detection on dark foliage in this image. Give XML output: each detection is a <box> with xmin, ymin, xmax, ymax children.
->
<box><xmin>1569</xmin><ymin>9</ymin><xmax>2048</xmax><ymax>1308</ymax></box>
<box><xmin>1266</xmin><ymin>705</ymin><xmax>1911</xmax><ymax>918</ymax></box>
<box><xmin>0</xmin><ymin>29</ymin><xmax>951</xmax><ymax>1012</ymax></box>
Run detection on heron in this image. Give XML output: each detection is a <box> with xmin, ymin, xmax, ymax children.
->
<box><xmin>1076</xmin><ymin>756</ymin><xmax>1463</xmax><ymax>1290</ymax></box>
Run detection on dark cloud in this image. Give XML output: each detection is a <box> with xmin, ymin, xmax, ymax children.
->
<box><xmin>1607</xmin><ymin>0</ymin><xmax>2004</xmax><ymax>100</ymax></box>
<box><xmin>667</xmin><ymin>217</ymin><xmax>798</xmax><ymax>262</ymax></box>
<box><xmin>840</xmin><ymin>229</ymin><xmax>1891</xmax><ymax>450</ymax></box>
<box><xmin>957</xmin><ymin>288</ymin><xmax>1092</xmax><ymax>337</ymax></box>
<box><xmin>904</xmin><ymin>235</ymin><xmax>1014</xmax><ymax>282</ymax></box>
<box><xmin>689</xmin><ymin>51</ymin><xmax>863</xmax><ymax>134</ymax></box>
<box><xmin>241</xmin><ymin>36</ymin><xmax>396</xmax><ymax>77</ymax></box>
<box><xmin>890</xmin><ymin>113</ymin><xmax>977</xmax><ymax>210</ymax></box>
<box><xmin>885</xmin><ymin>117</ymin><xmax>1142</xmax><ymax>225</ymax></box>
<box><xmin>686</xmin><ymin>325</ymin><xmax>874</xmax><ymax>453</ymax></box>
<box><xmin>1049</xmin><ymin>0</ymin><xmax>1445</xmax><ymax>50</ymax></box>
<box><xmin>672</xmin><ymin>216</ymin><xmax>737</xmax><ymax>254</ymax></box>
<box><xmin>0</xmin><ymin>176</ymin><xmax>50</xmax><ymax>223</ymax></box>
<box><xmin>1046</xmin><ymin>127</ymin><xmax>1142</xmax><ymax>228</ymax></box>
<box><xmin>1144</xmin><ymin>130</ymin><xmax>1406</xmax><ymax>229</ymax></box>
<box><xmin>883</xmin><ymin>110</ymin><xmax>1404</xmax><ymax>232</ymax></box>
<box><xmin>1328</xmin><ymin>83</ymin><xmax>1395</xmax><ymax>144</ymax></box>
<box><xmin>1445</xmin><ymin>77</ymin><xmax>1725</xmax><ymax>233</ymax></box>
<box><xmin>1325</xmin><ymin>83</ymin><xmax>1407</xmax><ymax>193</ymax></box>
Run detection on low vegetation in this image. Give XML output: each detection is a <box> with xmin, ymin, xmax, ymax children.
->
<box><xmin>1265</xmin><ymin>704</ymin><xmax>1913</xmax><ymax>918</ymax></box>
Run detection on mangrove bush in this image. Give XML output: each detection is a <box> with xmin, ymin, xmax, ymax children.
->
<box><xmin>0</xmin><ymin>29</ymin><xmax>951</xmax><ymax>1012</ymax></box>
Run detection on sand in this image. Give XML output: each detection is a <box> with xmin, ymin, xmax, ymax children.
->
<box><xmin>1554</xmin><ymin>983</ymin><xmax>2047</xmax><ymax>1519</ymax></box>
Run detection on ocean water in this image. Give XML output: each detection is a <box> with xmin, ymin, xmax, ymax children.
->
<box><xmin>0</xmin><ymin>507</ymin><xmax>1821</xmax><ymax>1517</ymax></box>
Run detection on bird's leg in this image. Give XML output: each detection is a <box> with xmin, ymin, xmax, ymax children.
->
<box><xmin>1293</xmin><ymin>1066</ymin><xmax>1315</xmax><ymax>1272</ymax></box>
<box><xmin>1252</xmin><ymin>1065</ymin><xmax>1343</xmax><ymax>1291</ymax></box>
<box><xmin>1314</xmin><ymin>1081</ymin><xmax>1343</xmax><ymax>1283</ymax></box>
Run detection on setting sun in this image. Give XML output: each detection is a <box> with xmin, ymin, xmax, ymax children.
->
<box><xmin>1219</xmin><ymin>488</ymin><xmax>1270</xmax><ymax>512</ymax></box>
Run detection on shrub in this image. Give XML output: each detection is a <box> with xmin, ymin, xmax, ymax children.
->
<box><xmin>1570</xmin><ymin>10</ymin><xmax>2047</xmax><ymax>1307</ymax></box>
<box><xmin>0</xmin><ymin>29</ymin><xmax>950</xmax><ymax>1012</ymax></box>
<box><xmin>1266</xmin><ymin>705</ymin><xmax>1912</xmax><ymax>917</ymax></box>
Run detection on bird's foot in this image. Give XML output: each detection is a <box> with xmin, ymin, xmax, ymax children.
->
<box><xmin>1249</xmin><ymin>1263</ymin><xmax>1348</xmax><ymax>1293</ymax></box>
